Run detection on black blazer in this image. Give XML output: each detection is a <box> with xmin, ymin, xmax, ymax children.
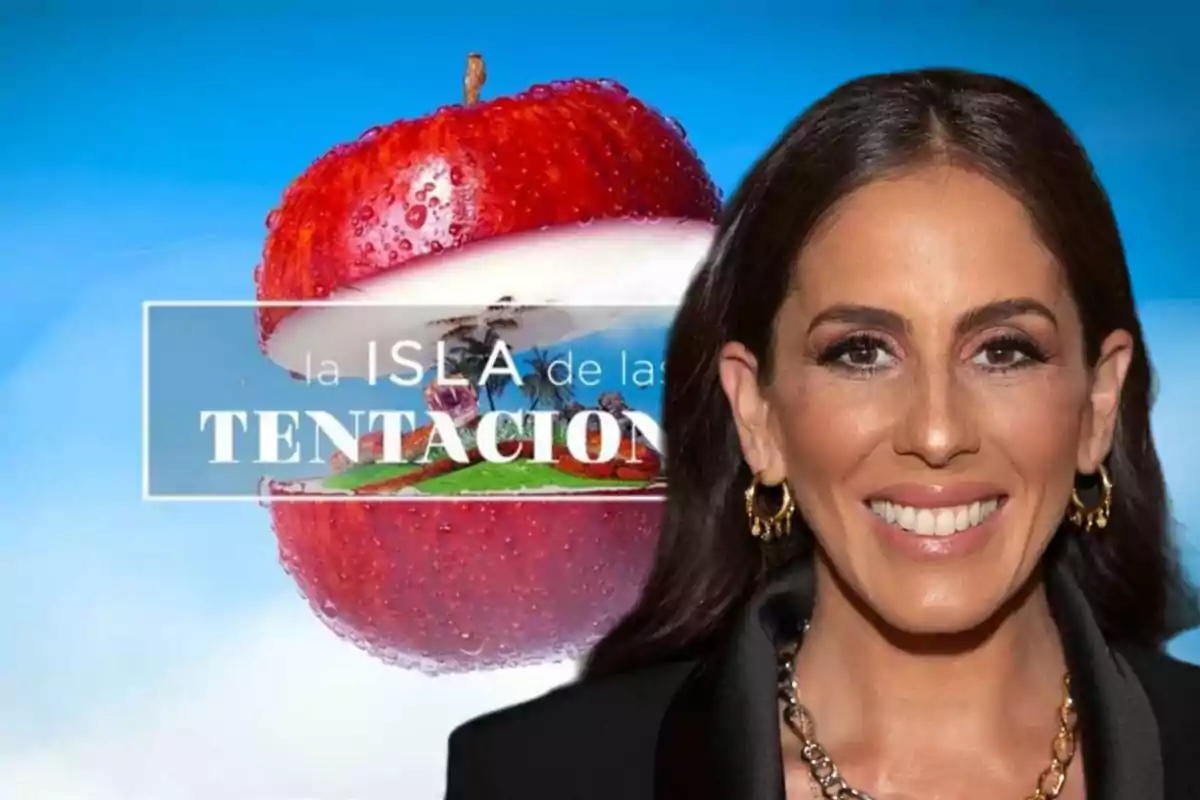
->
<box><xmin>444</xmin><ymin>559</ymin><xmax>1200</xmax><ymax>800</ymax></box>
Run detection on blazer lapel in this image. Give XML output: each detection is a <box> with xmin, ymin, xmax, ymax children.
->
<box><xmin>653</xmin><ymin>556</ymin><xmax>1165</xmax><ymax>800</ymax></box>
<box><xmin>655</xmin><ymin>561</ymin><xmax>812</xmax><ymax>800</ymax></box>
<box><xmin>1046</xmin><ymin>563</ymin><xmax>1164</xmax><ymax>799</ymax></box>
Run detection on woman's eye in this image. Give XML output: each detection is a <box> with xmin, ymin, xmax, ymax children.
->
<box><xmin>839</xmin><ymin>344</ymin><xmax>894</xmax><ymax>369</ymax></box>
<box><xmin>972</xmin><ymin>343</ymin><xmax>1030</xmax><ymax>369</ymax></box>
<box><xmin>816</xmin><ymin>334</ymin><xmax>901</xmax><ymax>373</ymax></box>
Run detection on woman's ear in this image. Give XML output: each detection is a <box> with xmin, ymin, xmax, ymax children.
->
<box><xmin>1077</xmin><ymin>329</ymin><xmax>1134</xmax><ymax>472</ymax></box>
<box><xmin>717</xmin><ymin>342</ymin><xmax>787</xmax><ymax>483</ymax></box>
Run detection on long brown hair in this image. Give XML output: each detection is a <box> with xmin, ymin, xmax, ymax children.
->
<box><xmin>583</xmin><ymin>68</ymin><xmax>1198</xmax><ymax>679</ymax></box>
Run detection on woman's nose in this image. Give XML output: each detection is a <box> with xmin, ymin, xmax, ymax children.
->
<box><xmin>893</xmin><ymin>365</ymin><xmax>980</xmax><ymax>467</ymax></box>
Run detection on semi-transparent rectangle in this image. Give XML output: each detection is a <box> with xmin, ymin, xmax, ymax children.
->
<box><xmin>143</xmin><ymin>302</ymin><xmax>676</xmax><ymax>500</ymax></box>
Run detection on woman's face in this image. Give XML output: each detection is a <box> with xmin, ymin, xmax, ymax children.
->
<box><xmin>720</xmin><ymin>164</ymin><xmax>1132</xmax><ymax>634</ymax></box>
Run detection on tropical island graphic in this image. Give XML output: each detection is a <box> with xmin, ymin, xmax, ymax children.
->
<box><xmin>275</xmin><ymin>327</ymin><xmax>664</xmax><ymax>499</ymax></box>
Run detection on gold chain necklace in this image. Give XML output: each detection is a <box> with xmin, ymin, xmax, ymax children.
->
<box><xmin>777</xmin><ymin>638</ymin><xmax>1080</xmax><ymax>800</ymax></box>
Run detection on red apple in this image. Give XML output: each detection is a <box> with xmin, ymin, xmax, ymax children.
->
<box><xmin>256</xmin><ymin>53</ymin><xmax>720</xmax><ymax>374</ymax></box>
<box><xmin>256</xmin><ymin>55</ymin><xmax>718</xmax><ymax>673</ymax></box>
<box><xmin>267</xmin><ymin>485</ymin><xmax>665</xmax><ymax>674</ymax></box>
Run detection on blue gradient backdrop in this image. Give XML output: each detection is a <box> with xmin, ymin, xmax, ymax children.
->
<box><xmin>1</xmin><ymin>4</ymin><xmax>1197</xmax><ymax>798</ymax></box>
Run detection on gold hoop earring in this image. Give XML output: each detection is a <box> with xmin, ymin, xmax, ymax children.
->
<box><xmin>744</xmin><ymin>473</ymin><xmax>796</xmax><ymax>541</ymax></box>
<box><xmin>1068</xmin><ymin>463</ymin><xmax>1113</xmax><ymax>532</ymax></box>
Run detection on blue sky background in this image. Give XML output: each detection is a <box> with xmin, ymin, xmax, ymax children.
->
<box><xmin>1</xmin><ymin>4</ymin><xmax>1198</xmax><ymax>798</ymax></box>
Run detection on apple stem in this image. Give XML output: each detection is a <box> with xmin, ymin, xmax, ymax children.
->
<box><xmin>464</xmin><ymin>53</ymin><xmax>486</xmax><ymax>106</ymax></box>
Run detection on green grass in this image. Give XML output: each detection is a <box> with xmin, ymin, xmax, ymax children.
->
<box><xmin>323</xmin><ymin>458</ymin><xmax>649</xmax><ymax>494</ymax></box>
<box><xmin>417</xmin><ymin>460</ymin><xmax>647</xmax><ymax>494</ymax></box>
<box><xmin>323</xmin><ymin>462</ymin><xmax>419</xmax><ymax>491</ymax></box>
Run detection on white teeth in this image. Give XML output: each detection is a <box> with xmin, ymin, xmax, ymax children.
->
<box><xmin>954</xmin><ymin>506</ymin><xmax>969</xmax><ymax>530</ymax></box>
<box><xmin>869</xmin><ymin>497</ymin><xmax>1002</xmax><ymax>537</ymax></box>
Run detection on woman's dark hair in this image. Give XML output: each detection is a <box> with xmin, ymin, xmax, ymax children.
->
<box><xmin>583</xmin><ymin>67</ymin><xmax>1198</xmax><ymax>679</ymax></box>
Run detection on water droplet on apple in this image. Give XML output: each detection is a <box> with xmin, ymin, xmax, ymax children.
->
<box><xmin>428</xmin><ymin>196</ymin><xmax>441</xmax><ymax>208</ymax></box>
<box><xmin>450</xmin><ymin>166</ymin><xmax>465</xmax><ymax>186</ymax></box>
<box><xmin>430</xmin><ymin>241</ymin><xmax>444</xmax><ymax>253</ymax></box>
<box><xmin>264</xmin><ymin>209</ymin><xmax>279</xmax><ymax>229</ymax></box>
<box><xmin>358</xmin><ymin>125</ymin><xmax>383</xmax><ymax>142</ymax></box>
<box><xmin>448</xmin><ymin>223</ymin><xmax>462</xmax><ymax>236</ymax></box>
<box><xmin>405</xmin><ymin>205</ymin><xmax>428</xmax><ymax>228</ymax></box>
<box><xmin>399</xmin><ymin>238</ymin><xmax>413</xmax><ymax>251</ymax></box>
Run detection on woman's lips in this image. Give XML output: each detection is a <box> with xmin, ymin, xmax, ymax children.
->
<box><xmin>867</xmin><ymin>482</ymin><xmax>1008</xmax><ymax>508</ymax></box>
<box><xmin>861</xmin><ymin>483</ymin><xmax>1010</xmax><ymax>559</ymax></box>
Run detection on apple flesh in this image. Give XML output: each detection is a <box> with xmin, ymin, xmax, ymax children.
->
<box><xmin>263</xmin><ymin>220</ymin><xmax>711</xmax><ymax>377</ymax></box>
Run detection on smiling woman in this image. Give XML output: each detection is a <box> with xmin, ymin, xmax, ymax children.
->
<box><xmin>442</xmin><ymin>69</ymin><xmax>1200</xmax><ymax>800</ymax></box>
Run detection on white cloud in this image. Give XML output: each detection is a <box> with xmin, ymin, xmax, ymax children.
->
<box><xmin>0</xmin><ymin>595</ymin><xmax>576</xmax><ymax>800</ymax></box>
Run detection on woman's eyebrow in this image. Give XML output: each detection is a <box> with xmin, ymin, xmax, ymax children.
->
<box><xmin>806</xmin><ymin>304</ymin><xmax>906</xmax><ymax>335</ymax></box>
<box><xmin>806</xmin><ymin>297</ymin><xmax>1058</xmax><ymax>336</ymax></box>
<box><xmin>955</xmin><ymin>298</ymin><xmax>1058</xmax><ymax>335</ymax></box>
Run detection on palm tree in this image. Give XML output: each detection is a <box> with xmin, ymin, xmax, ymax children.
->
<box><xmin>446</xmin><ymin>326</ymin><xmax>513</xmax><ymax>411</ymax></box>
<box><xmin>521</xmin><ymin>347</ymin><xmax>574</xmax><ymax>411</ymax></box>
